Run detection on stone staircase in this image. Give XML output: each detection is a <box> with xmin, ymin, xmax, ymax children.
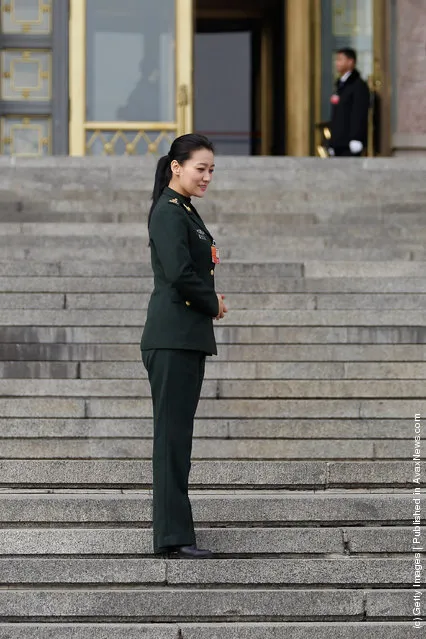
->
<box><xmin>0</xmin><ymin>156</ymin><xmax>424</xmax><ymax>638</ymax></box>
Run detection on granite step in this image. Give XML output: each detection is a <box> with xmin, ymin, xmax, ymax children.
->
<box><xmin>0</xmin><ymin>438</ymin><xmax>411</xmax><ymax>460</ymax></box>
<box><xmin>0</xmin><ymin>246</ymin><xmax>416</xmax><ymax>262</ymax></box>
<box><xmin>2</xmin><ymin>292</ymin><xmax>426</xmax><ymax>311</ymax></box>
<box><xmin>0</xmin><ymin>622</ymin><xmax>417</xmax><ymax>639</ymax></box>
<box><xmin>1</xmin><ymin>308</ymin><xmax>425</xmax><ymax>326</ymax></box>
<box><xmin>1</xmin><ymin>205</ymin><xmax>425</xmax><ymax>224</ymax></box>
<box><xmin>1</xmin><ymin>326</ymin><xmax>426</xmax><ymax>347</ymax></box>
<box><xmin>0</xmin><ymin>493</ymin><xmax>413</xmax><ymax>525</ymax></box>
<box><xmin>0</xmin><ymin>525</ymin><xmax>413</xmax><ymax>556</ymax></box>
<box><xmin>3</xmin><ymin>222</ymin><xmax>426</xmax><ymax>239</ymax></box>
<box><xmin>0</xmin><ymin>588</ymin><xmax>416</xmax><ymax>622</ymax></box>
<box><xmin>0</xmin><ymin>378</ymin><xmax>424</xmax><ymax>399</ymax></box>
<box><xmin>0</xmin><ymin>397</ymin><xmax>423</xmax><ymax>420</ymax></box>
<box><xmin>2</xmin><ymin>361</ymin><xmax>426</xmax><ymax>380</ymax></box>
<box><xmin>2</xmin><ymin>344</ymin><xmax>425</xmax><ymax>363</ymax></box>
<box><xmin>3</xmin><ymin>259</ymin><xmax>426</xmax><ymax>278</ymax></box>
<box><xmin>2</xmin><ymin>276</ymin><xmax>426</xmax><ymax>294</ymax></box>
<box><xmin>0</xmin><ymin>460</ymin><xmax>418</xmax><ymax>488</ymax></box>
<box><xmin>0</xmin><ymin>557</ymin><xmax>414</xmax><ymax>587</ymax></box>
<box><xmin>0</xmin><ymin>417</ymin><xmax>413</xmax><ymax>439</ymax></box>
<box><xmin>0</xmin><ymin>156</ymin><xmax>423</xmax><ymax>636</ymax></box>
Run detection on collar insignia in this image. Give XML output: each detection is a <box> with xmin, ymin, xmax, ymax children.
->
<box><xmin>169</xmin><ymin>198</ymin><xmax>179</xmax><ymax>205</ymax></box>
<box><xmin>183</xmin><ymin>203</ymin><xmax>192</xmax><ymax>212</ymax></box>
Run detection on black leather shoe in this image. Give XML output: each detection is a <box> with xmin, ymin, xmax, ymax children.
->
<box><xmin>167</xmin><ymin>544</ymin><xmax>213</xmax><ymax>559</ymax></box>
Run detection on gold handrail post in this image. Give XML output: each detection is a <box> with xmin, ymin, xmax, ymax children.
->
<box><xmin>367</xmin><ymin>74</ymin><xmax>374</xmax><ymax>157</ymax></box>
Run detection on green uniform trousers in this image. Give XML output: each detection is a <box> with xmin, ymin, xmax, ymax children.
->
<box><xmin>142</xmin><ymin>348</ymin><xmax>206</xmax><ymax>554</ymax></box>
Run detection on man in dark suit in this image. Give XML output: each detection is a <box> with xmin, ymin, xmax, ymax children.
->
<box><xmin>328</xmin><ymin>48</ymin><xmax>370</xmax><ymax>157</ymax></box>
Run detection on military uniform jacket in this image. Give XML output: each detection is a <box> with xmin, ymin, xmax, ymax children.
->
<box><xmin>140</xmin><ymin>186</ymin><xmax>219</xmax><ymax>356</ymax></box>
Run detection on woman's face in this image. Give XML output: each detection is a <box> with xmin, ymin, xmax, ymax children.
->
<box><xmin>171</xmin><ymin>148</ymin><xmax>215</xmax><ymax>198</ymax></box>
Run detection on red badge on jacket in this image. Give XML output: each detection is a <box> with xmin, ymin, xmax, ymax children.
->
<box><xmin>331</xmin><ymin>94</ymin><xmax>340</xmax><ymax>105</ymax></box>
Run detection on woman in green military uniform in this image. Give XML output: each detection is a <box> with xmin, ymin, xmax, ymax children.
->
<box><xmin>141</xmin><ymin>134</ymin><xmax>227</xmax><ymax>559</ymax></box>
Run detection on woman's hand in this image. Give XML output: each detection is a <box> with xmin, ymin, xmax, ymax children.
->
<box><xmin>215</xmin><ymin>294</ymin><xmax>228</xmax><ymax>320</ymax></box>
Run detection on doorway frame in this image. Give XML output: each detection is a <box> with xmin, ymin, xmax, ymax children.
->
<box><xmin>68</xmin><ymin>0</ymin><xmax>193</xmax><ymax>156</ymax></box>
<box><xmin>195</xmin><ymin>1</ymin><xmax>275</xmax><ymax>155</ymax></box>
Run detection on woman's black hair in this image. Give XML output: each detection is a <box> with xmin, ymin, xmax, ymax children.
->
<box><xmin>148</xmin><ymin>133</ymin><xmax>214</xmax><ymax>229</ymax></box>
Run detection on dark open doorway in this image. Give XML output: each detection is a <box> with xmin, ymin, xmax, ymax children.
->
<box><xmin>194</xmin><ymin>0</ymin><xmax>285</xmax><ymax>155</ymax></box>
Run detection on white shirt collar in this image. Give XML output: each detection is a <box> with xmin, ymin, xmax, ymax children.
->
<box><xmin>340</xmin><ymin>71</ymin><xmax>352</xmax><ymax>83</ymax></box>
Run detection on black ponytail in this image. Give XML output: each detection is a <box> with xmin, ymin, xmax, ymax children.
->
<box><xmin>148</xmin><ymin>133</ymin><xmax>214</xmax><ymax>229</ymax></box>
<box><xmin>148</xmin><ymin>155</ymin><xmax>172</xmax><ymax>228</ymax></box>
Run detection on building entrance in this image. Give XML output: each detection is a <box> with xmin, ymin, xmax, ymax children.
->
<box><xmin>194</xmin><ymin>0</ymin><xmax>285</xmax><ymax>155</ymax></box>
<box><xmin>66</xmin><ymin>0</ymin><xmax>391</xmax><ymax>158</ymax></box>
<box><xmin>68</xmin><ymin>0</ymin><xmax>285</xmax><ymax>157</ymax></box>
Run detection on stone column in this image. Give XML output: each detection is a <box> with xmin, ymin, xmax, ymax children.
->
<box><xmin>394</xmin><ymin>0</ymin><xmax>426</xmax><ymax>155</ymax></box>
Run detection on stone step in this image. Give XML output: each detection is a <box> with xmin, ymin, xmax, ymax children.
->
<box><xmin>73</xmin><ymin>361</ymin><xmax>426</xmax><ymax>379</ymax></box>
<box><xmin>0</xmin><ymin>194</ymin><xmax>399</xmax><ymax>215</ymax></box>
<box><xmin>0</xmin><ymin>156</ymin><xmax>422</xmax><ymax>635</ymax></box>
<box><xmin>0</xmin><ymin>246</ymin><xmax>416</xmax><ymax>262</ymax></box>
<box><xmin>8</xmin><ymin>166</ymin><xmax>415</xmax><ymax>187</ymax></box>
<box><xmin>0</xmin><ymin>438</ymin><xmax>410</xmax><ymax>460</ymax></box>
<box><xmin>1</xmin><ymin>344</ymin><xmax>423</xmax><ymax>363</ymax></box>
<box><xmin>4</xmin><ymin>193</ymin><xmax>426</xmax><ymax>217</ymax></box>
<box><xmin>1</xmin><ymin>309</ymin><xmax>425</xmax><ymax>327</ymax></box>
<box><xmin>2</xmin><ymin>276</ymin><xmax>426</xmax><ymax>294</ymax></box>
<box><xmin>0</xmin><ymin>151</ymin><xmax>422</xmax><ymax>167</ymax></box>
<box><xmin>0</xmin><ymin>526</ymin><xmax>412</xmax><ymax>556</ymax></box>
<box><xmin>0</xmin><ymin>378</ymin><xmax>424</xmax><ymax>400</ymax></box>
<box><xmin>0</xmin><ymin>199</ymin><xmax>419</xmax><ymax>217</ymax></box>
<box><xmin>1</xmin><ymin>326</ymin><xmax>425</xmax><ymax>347</ymax></box>
<box><xmin>5</xmin><ymin>161</ymin><xmax>426</xmax><ymax>184</ymax></box>
<box><xmin>3</xmin><ymin>259</ymin><xmax>426</xmax><ymax>278</ymax></box>
<box><xmin>0</xmin><ymin>460</ymin><xmax>418</xmax><ymax>488</ymax></box>
<box><xmin>3</xmin><ymin>230</ymin><xmax>421</xmax><ymax>250</ymax></box>
<box><xmin>2</xmin><ymin>204</ymin><xmax>425</xmax><ymax>225</ymax></box>
<box><xmin>3</xmin><ymin>222</ymin><xmax>426</xmax><ymax>240</ymax></box>
<box><xmin>0</xmin><ymin>493</ymin><xmax>413</xmax><ymax>524</ymax></box>
<box><xmin>0</xmin><ymin>155</ymin><xmax>424</xmax><ymax>177</ymax></box>
<box><xmin>3</xmin><ymin>164</ymin><xmax>424</xmax><ymax>187</ymax></box>
<box><xmin>0</xmin><ymin>418</ymin><xmax>411</xmax><ymax>439</ymax></box>
<box><xmin>5</xmin><ymin>166</ymin><xmax>426</xmax><ymax>188</ymax></box>
<box><xmin>0</xmin><ymin>396</ymin><xmax>423</xmax><ymax>420</ymax></box>
<box><xmin>3</xmin><ymin>322</ymin><xmax>426</xmax><ymax>345</ymax></box>
<box><xmin>4</xmin><ymin>172</ymin><xmax>426</xmax><ymax>193</ymax></box>
<box><xmin>3</xmin><ymin>361</ymin><xmax>426</xmax><ymax>380</ymax></box>
<box><xmin>3</xmin><ymin>292</ymin><xmax>426</xmax><ymax>311</ymax></box>
<box><xmin>0</xmin><ymin>557</ymin><xmax>414</xmax><ymax>586</ymax></box>
<box><xmin>0</xmin><ymin>261</ymin><xmax>304</xmax><ymax>278</ymax></box>
<box><xmin>0</xmin><ymin>622</ymin><xmax>417</xmax><ymax>639</ymax></box>
<box><xmin>0</xmin><ymin>238</ymin><xmax>418</xmax><ymax>257</ymax></box>
<box><xmin>11</xmin><ymin>195</ymin><xmax>416</xmax><ymax>217</ymax></box>
<box><xmin>0</xmin><ymin>588</ymin><xmax>413</xmax><ymax>622</ymax></box>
